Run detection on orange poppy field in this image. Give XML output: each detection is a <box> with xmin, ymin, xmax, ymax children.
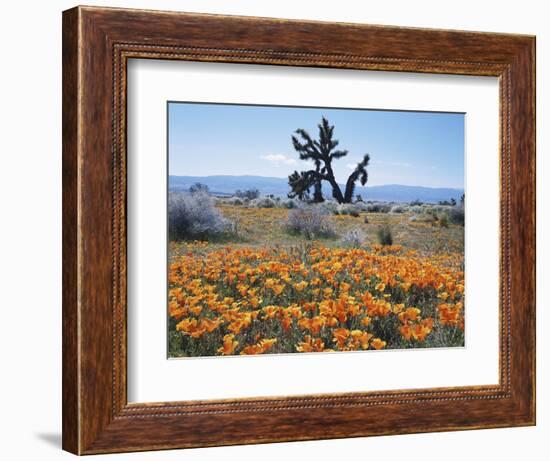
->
<box><xmin>168</xmin><ymin>205</ymin><xmax>465</xmax><ymax>357</ymax></box>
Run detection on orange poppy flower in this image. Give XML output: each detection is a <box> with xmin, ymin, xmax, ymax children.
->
<box><xmin>176</xmin><ymin>318</ymin><xmax>207</xmax><ymax>339</ymax></box>
<box><xmin>361</xmin><ymin>316</ymin><xmax>372</xmax><ymax>328</ymax></box>
<box><xmin>371</xmin><ymin>338</ymin><xmax>387</xmax><ymax>350</ymax></box>
<box><xmin>217</xmin><ymin>334</ymin><xmax>238</xmax><ymax>355</ymax></box>
<box><xmin>294</xmin><ymin>281</ymin><xmax>308</xmax><ymax>292</ymax></box>
<box><xmin>332</xmin><ymin>328</ymin><xmax>350</xmax><ymax>349</ymax></box>
<box><xmin>281</xmin><ymin>316</ymin><xmax>292</xmax><ymax>332</ymax></box>
<box><xmin>296</xmin><ymin>335</ymin><xmax>325</xmax><ymax>353</ymax></box>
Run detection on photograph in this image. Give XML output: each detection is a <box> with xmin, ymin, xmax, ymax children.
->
<box><xmin>167</xmin><ymin>102</ymin><xmax>466</xmax><ymax>358</ymax></box>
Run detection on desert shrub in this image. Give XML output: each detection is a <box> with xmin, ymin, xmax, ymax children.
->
<box><xmin>424</xmin><ymin>208</ymin><xmax>438</xmax><ymax>219</ymax></box>
<box><xmin>353</xmin><ymin>201</ymin><xmax>370</xmax><ymax>212</ymax></box>
<box><xmin>438</xmin><ymin>212</ymin><xmax>449</xmax><ymax>228</ymax></box>
<box><xmin>376</xmin><ymin>224</ymin><xmax>394</xmax><ymax>246</ymax></box>
<box><xmin>337</xmin><ymin>204</ymin><xmax>361</xmax><ymax>217</ymax></box>
<box><xmin>280</xmin><ymin>198</ymin><xmax>298</xmax><ymax>209</ymax></box>
<box><xmin>319</xmin><ymin>200</ymin><xmax>339</xmax><ymax>215</ymax></box>
<box><xmin>365</xmin><ymin>203</ymin><xmax>391</xmax><ymax>213</ymax></box>
<box><xmin>235</xmin><ymin>188</ymin><xmax>260</xmax><ymax>200</ymax></box>
<box><xmin>390</xmin><ymin>205</ymin><xmax>406</xmax><ymax>214</ymax></box>
<box><xmin>168</xmin><ymin>192</ymin><xmax>234</xmax><ymax>240</ymax></box>
<box><xmin>409</xmin><ymin>213</ymin><xmax>436</xmax><ymax>224</ymax></box>
<box><xmin>428</xmin><ymin>212</ymin><xmax>439</xmax><ymax>222</ymax></box>
<box><xmin>285</xmin><ymin>206</ymin><xmax>336</xmax><ymax>240</ymax></box>
<box><xmin>342</xmin><ymin>228</ymin><xmax>366</xmax><ymax>247</ymax></box>
<box><xmin>189</xmin><ymin>182</ymin><xmax>210</xmax><ymax>194</ymax></box>
<box><xmin>414</xmin><ymin>209</ymin><xmax>451</xmax><ymax>228</ymax></box>
<box><xmin>409</xmin><ymin>205</ymin><xmax>424</xmax><ymax>214</ymax></box>
<box><xmin>419</xmin><ymin>207</ymin><xmax>453</xmax><ymax>227</ymax></box>
<box><xmin>250</xmin><ymin>197</ymin><xmax>276</xmax><ymax>208</ymax></box>
<box><xmin>334</xmin><ymin>205</ymin><xmax>345</xmax><ymax>215</ymax></box>
<box><xmin>449</xmin><ymin>206</ymin><xmax>465</xmax><ymax>226</ymax></box>
<box><xmin>410</xmin><ymin>199</ymin><xmax>423</xmax><ymax>206</ymax></box>
<box><xmin>432</xmin><ymin>205</ymin><xmax>453</xmax><ymax>214</ymax></box>
<box><xmin>225</xmin><ymin>197</ymin><xmax>243</xmax><ymax>206</ymax></box>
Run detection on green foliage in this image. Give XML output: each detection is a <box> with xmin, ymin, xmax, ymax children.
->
<box><xmin>337</xmin><ymin>204</ymin><xmax>361</xmax><ymax>217</ymax></box>
<box><xmin>449</xmin><ymin>206</ymin><xmax>465</xmax><ymax>226</ymax></box>
<box><xmin>365</xmin><ymin>203</ymin><xmax>391</xmax><ymax>213</ymax></box>
<box><xmin>235</xmin><ymin>188</ymin><xmax>260</xmax><ymax>200</ymax></box>
<box><xmin>438</xmin><ymin>212</ymin><xmax>449</xmax><ymax>228</ymax></box>
<box><xmin>377</xmin><ymin>224</ymin><xmax>394</xmax><ymax>246</ymax></box>
<box><xmin>251</xmin><ymin>197</ymin><xmax>277</xmax><ymax>208</ymax></box>
<box><xmin>390</xmin><ymin>205</ymin><xmax>406</xmax><ymax>214</ymax></box>
<box><xmin>287</xmin><ymin>170</ymin><xmax>317</xmax><ymax>201</ymax></box>
<box><xmin>188</xmin><ymin>182</ymin><xmax>209</xmax><ymax>194</ymax></box>
<box><xmin>438</xmin><ymin>197</ymin><xmax>458</xmax><ymax>206</ymax></box>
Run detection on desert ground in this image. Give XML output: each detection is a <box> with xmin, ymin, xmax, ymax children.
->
<box><xmin>168</xmin><ymin>193</ymin><xmax>465</xmax><ymax>358</ymax></box>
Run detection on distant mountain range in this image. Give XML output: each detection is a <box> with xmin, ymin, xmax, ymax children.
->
<box><xmin>169</xmin><ymin>175</ymin><xmax>464</xmax><ymax>204</ymax></box>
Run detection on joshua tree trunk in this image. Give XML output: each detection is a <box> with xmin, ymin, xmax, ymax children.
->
<box><xmin>312</xmin><ymin>179</ymin><xmax>324</xmax><ymax>202</ymax></box>
<box><xmin>343</xmin><ymin>177</ymin><xmax>357</xmax><ymax>203</ymax></box>
<box><xmin>324</xmin><ymin>164</ymin><xmax>345</xmax><ymax>203</ymax></box>
<box><xmin>310</xmin><ymin>162</ymin><xmax>324</xmax><ymax>202</ymax></box>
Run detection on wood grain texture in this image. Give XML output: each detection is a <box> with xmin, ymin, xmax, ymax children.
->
<box><xmin>61</xmin><ymin>7</ymin><xmax>79</xmax><ymax>454</ymax></box>
<box><xmin>62</xmin><ymin>5</ymin><xmax>536</xmax><ymax>455</ymax></box>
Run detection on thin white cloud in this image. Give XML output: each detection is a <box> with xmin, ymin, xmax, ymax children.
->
<box><xmin>261</xmin><ymin>154</ymin><xmax>297</xmax><ymax>166</ymax></box>
<box><xmin>346</xmin><ymin>163</ymin><xmax>357</xmax><ymax>170</ymax></box>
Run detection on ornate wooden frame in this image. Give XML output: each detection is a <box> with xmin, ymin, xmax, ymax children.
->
<box><xmin>62</xmin><ymin>5</ymin><xmax>536</xmax><ymax>455</ymax></box>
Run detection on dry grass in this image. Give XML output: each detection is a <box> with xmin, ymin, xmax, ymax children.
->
<box><xmin>170</xmin><ymin>203</ymin><xmax>464</xmax><ymax>257</ymax></box>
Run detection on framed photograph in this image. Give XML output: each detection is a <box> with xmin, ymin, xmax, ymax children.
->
<box><xmin>62</xmin><ymin>6</ymin><xmax>535</xmax><ymax>455</ymax></box>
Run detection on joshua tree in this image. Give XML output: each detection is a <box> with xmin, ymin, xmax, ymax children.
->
<box><xmin>288</xmin><ymin>117</ymin><xmax>370</xmax><ymax>203</ymax></box>
<box><xmin>343</xmin><ymin>154</ymin><xmax>370</xmax><ymax>203</ymax></box>
<box><xmin>290</xmin><ymin>117</ymin><xmax>345</xmax><ymax>202</ymax></box>
<box><xmin>287</xmin><ymin>170</ymin><xmax>315</xmax><ymax>201</ymax></box>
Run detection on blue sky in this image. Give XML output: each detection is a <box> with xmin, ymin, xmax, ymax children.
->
<box><xmin>168</xmin><ymin>102</ymin><xmax>464</xmax><ymax>188</ymax></box>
